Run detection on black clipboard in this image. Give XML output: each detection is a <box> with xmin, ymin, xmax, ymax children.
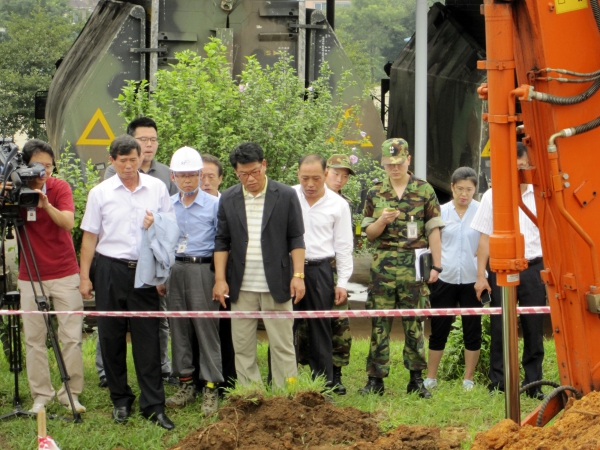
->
<box><xmin>419</xmin><ymin>251</ymin><xmax>432</xmax><ymax>282</ymax></box>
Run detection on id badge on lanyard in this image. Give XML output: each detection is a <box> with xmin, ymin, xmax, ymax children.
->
<box><xmin>407</xmin><ymin>215</ymin><xmax>418</xmax><ymax>239</ymax></box>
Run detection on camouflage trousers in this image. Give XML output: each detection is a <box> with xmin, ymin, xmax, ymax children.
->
<box><xmin>366</xmin><ymin>249</ymin><xmax>430</xmax><ymax>378</ymax></box>
<box><xmin>294</xmin><ymin>301</ymin><xmax>352</xmax><ymax>368</ymax></box>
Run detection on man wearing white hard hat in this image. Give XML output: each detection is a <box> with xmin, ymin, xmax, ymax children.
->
<box><xmin>165</xmin><ymin>146</ymin><xmax>223</xmax><ymax>416</ymax></box>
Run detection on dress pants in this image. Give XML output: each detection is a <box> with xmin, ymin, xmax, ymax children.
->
<box><xmin>167</xmin><ymin>261</ymin><xmax>223</xmax><ymax>383</ymax></box>
<box><xmin>96</xmin><ymin>294</ymin><xmax>171</xmax><ymax>378</ymax></box>
<box><xmin>294</xmin><ymin>261</ymin><xmax>335</xmax><ymax>384</ymax></box>
<box><xmin>231</xmin><ymin>291</ymin><xmax>297</xmax><ymax>387</ymax></box>
<box><xmin>488</xmin><ymin>259</ymin><xmax>546</xmax><ymax>387</ymax></box>
<box><xmin>19</xmin><ymin>273</ymin><xmax>84</xmax><ymax>405</ymax></box>
<box><xmin>95</xmin><ymin>254</ymin><xmax>164</xmax><ymax>414</ymax></box>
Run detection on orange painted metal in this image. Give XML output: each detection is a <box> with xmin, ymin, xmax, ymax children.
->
<box><xmin>482</xmin><ymin>0</ymin><xmax>600</xmax><ymax>425</ymax></box>
<box><xmin>520</xmin><ymin>395</ymin><xmax>566</xmax><ymax>427</ymax></box>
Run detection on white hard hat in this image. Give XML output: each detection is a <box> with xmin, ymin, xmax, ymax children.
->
<box><xmin>170</xmin><ymin>146</ymin><xmax>203</xmax><ymax>172</ymax></box>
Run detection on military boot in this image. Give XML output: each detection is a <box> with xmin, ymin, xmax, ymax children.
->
<box><xmin>358</xmin><ymin>376</ymin><xmax>384</xmax><ymax>395</ymax></box>
<box><xmin>332</xmin><ymin>366</ymin><xmax>347</xmax><ymax>395</ymax></box>
<box><xmin>407</xmin><ymin>370</ymin><xmax>431</xmax><ymax>399</ymax></box>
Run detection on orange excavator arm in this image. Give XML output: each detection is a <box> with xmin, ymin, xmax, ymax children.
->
<box><xmin>480</xmin><ymin>0</ymin><xmax>600</xmax><ymax>425</ymax></box>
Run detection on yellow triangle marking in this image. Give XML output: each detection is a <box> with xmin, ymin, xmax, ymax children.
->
<box><xmin>76</xmin><ymin>109</ymin><xmax>116</xmax><ymax>146</ymax></box>
<box><xmin>480</xmin><ymin>140</ymin><xmax>491</xmax><ymax>157</ymax></box>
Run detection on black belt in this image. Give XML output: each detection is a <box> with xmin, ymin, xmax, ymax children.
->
<box><xmin>102</xmin><ymin>255</ymin><xmax>138</xmax><ymax>269</ymax></box>
<box><xmin>528</xmin><ymin>257</ymin><xmax>543</xmax><ymax>266</ymax></box>
<box><xmin>304</xmin><ymin>258</ymin><xmax>333</xmax><ymax>266</ymax></box>
<box><xmin>175</xmin><ymin>256</ymin><xmax>213</xmax><ymax>264</ymax></box>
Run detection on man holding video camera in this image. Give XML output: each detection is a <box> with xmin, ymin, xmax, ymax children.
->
<box><xmin>15</xmin><ymin>139</ymin><xmax>85</xmax><ymax>415</ymax></box>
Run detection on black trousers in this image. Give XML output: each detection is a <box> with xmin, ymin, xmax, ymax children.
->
<box><xmin>488</xmin><ymin>259</ymin><xmax>546</xmax><ymax>387</ymax></box>
<box><xmin>95</xmin><ymin>254</ymin><xmax>164</xmax><ymax>413</ymax></box>
<box><xmin>294</xmin><ymin>261</ymin><xmax>335</xmax><ymax>384</ymax></box>
<box><xmin>428</xmin><ymin>280</ymin><xmax>482</xmax><ymax>351</ymax></box>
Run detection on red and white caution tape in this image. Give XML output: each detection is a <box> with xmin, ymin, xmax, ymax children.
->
<box><xmin>0</xmin><ymin>306</ymin><xmax>551</xmax><ymax>319</ymax></box>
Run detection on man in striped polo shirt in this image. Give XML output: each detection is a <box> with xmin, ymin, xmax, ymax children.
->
<box><xmin>213</xmin><ymin>142</ymin><xmax>306</xmax><ymax>387</ymax></box>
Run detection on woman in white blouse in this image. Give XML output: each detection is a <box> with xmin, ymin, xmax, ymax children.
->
<box><xmin>424</xmin><ymin>167</ymin><xmax>483</xmax><ymax>391</ymax></box>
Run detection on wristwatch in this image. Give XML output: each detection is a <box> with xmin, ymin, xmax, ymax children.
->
<box><xmin>432</xmin><ymin>266</ymin><xmax>443</xmax><ymax>273</ymax></box>
<box><xmin>293</xmin><ymin>273</ymin><xmax>305</xmax><ymax>279</ymax></box>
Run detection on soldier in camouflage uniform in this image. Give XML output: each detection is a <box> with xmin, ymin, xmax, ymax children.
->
<box><xmin>294</xmin><ymin>154</ymin><xmax>354</xmax><ymax>395</ymax></box>
<box><xmin>359</xmin><ymin>139</ymin><xmax>444</xmax><ymax>398</ymax></box>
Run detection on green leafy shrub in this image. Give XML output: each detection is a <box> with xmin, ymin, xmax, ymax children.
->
<box><xmin>117</xmin><ymin>38</ymin><xmax>386</xmax><ymax>244</ymax></box>
<box><xmin>55</xmin><ymin>144</ymin><xmax>100</xmax><ymax>258</ymax></box>
<box><xmin>437</xmin><ymin>315</ymin><xmax>492</xmax><ymax>384</ymax></box>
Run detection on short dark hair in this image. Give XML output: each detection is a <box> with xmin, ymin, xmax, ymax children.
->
<box><xmin>298</xmin><ymin>154</ymin><xmax>326</xmax><ymax>171</ymax></box>
<box><xmin>109</xmin><ymin>135</ymin><xmax>141</xmax><ymax>159</ymax></box>
<box><xmin>127</xmin><ymin>117</ymin><xmax>157</xmax><ymax>136</ymax></box>
<box><xmin>201</xmin><ymin>154</ymin><xmax>223</xmax><ymax>177</ymax></box>
<box><xmin>22</xmin><ymin>139</ymin><xmax>54</xmax><ymax>165</ymax></box>
<box><xmin>229</xmin><ymin>142</ymin><xmax>264</xmax><ymax>168</ymax></box>
<box><xmin>451</xmin><ymin>166</ymin><xmax>478</xmax><ymax>186</ymax></box>
<box><xmin>517</xmin><ymin>142</ymin><xmax>528</xmax><ymax>159</ymax></box>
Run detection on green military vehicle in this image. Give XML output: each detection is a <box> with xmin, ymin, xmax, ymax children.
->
<box><xmin>42</xmin><ymin>0</ymin><xmax>386</xmax><ymax>170</ymax></box>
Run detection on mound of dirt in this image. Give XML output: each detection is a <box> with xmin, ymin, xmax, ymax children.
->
<box><xmin>169</xmin><ymin>391</ymin><xmax>465</xmax><ymax>450</ymax></box>
<box><xmin>471</xmin><ymin>391</ymin><xmax>600</xmax><ymax>450</ymax></box>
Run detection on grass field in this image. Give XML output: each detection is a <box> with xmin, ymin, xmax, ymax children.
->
<box><xmin>0</xmin><ymin>334</ymin><xmax>559</xmax><ymax>449</ymax></box>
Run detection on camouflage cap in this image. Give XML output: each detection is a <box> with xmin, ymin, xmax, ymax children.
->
<box><xmin>326</xmin><ymin>154</ymin><xmax>356</xmax><ymax>175</ymax></box>
<box><xmin>381</xmin><ymin>138</ymin><xmax>409</xmax><ymax>165</ymax></box>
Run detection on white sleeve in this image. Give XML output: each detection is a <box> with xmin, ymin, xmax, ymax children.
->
<box><xmin>470</xmin><ymin>189</ymin><xmax>493</xmax><ymax>235</ymax></box>
<box><xmin>81</xmin><ymin>187</ymin><xmax>102</xmax><ymax>234</ymax></box>
<box><xmin>159</xmin><ymin>185</ymin><xmax>175</xmax><ymax>215</ymax></box>
<box><xmin>333</xmin><ymin>200</ymin><xmax>354</xmax><ymax>288</ymax></box>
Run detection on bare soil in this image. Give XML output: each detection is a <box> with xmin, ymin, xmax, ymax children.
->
<box><xmin>471</xmin><ymin>391</ymin><xmax>600</xmax><ymax>450</ymax></box>
<box><xmin>169</xmin><ymin>391</ymin><xmax>466</xmax><ymax>450</ymax></box>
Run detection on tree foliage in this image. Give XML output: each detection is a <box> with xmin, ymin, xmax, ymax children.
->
<box><xmin>0</xmin><ymin>0</ymin><xmax>72</xmax><ymax>23</ymax></box>
<box><xmin>118</xmin><ymin>39</ymin><xmax>372</xmax><ymax>190</ymax></box>
<box><xmin>336</xmin><ymin>0</ymin><xmax>417</xmax><ymax>85</ymax></box>
<box><xmin>0</xmin><ymin>4</ymin><xmax>80</xmax><ymax>139</ymax></box>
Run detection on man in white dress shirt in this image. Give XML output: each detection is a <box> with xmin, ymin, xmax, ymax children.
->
<box><xmin>471</xmin><ymin>142</ymin><xmax>546</xmax><ymax>399</ymax></box>
<box><xmin>79</xmin><ymin>135</ymin><xmax>176</xmax><ymax>429</ymax></box>
<box><xmin>293</xmin><ymin>154</ymin><xmax>353</xmax><ymax>386</ymax></box>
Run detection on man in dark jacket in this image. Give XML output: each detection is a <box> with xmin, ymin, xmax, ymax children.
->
<box><xmin>212</xmin><ymin>142</ymin><xmax>306</xmax><ymax>387</ymax></box>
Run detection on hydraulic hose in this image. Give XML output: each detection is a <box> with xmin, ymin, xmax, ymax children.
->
<box><xmin>548</xmin><ymin>114</ymin><xmax>600</xmax><ymax>142</ymax></box>
<box><xmin>535</xmin><ymin>385</ymin><xmax>580</xmax><ymax>427</ymax></box>
<box><xmin>592</xmin><ymin>0</ymin><xmax>600</xmax><ymax>34</ymax></box>
<box><xmin>531</xmin><ymin>78</ymin><xmax>600</xmax><ymax>105</ymax></box>
<box><xmin>544</xmin><ymin>68</ymin><xmax>600</xmax><ymax>77</ymax></box>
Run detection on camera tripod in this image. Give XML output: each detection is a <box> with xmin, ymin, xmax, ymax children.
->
<box><xmin>0</xmin><ymin>213</ymin><xmax>82</xmax><ymax>423</ymax></box>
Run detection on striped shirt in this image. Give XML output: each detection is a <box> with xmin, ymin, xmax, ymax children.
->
<box><xmin>240</xmin><ymin>178</ymin><xmax>270</xmax><ymax>292</ymax></box>
<box><xmin>470</xmin><ymin>185</ymin><xmax>542</xmax><ymax>260</ymax></box>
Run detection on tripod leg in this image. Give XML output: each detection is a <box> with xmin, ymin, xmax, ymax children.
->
<box><xmin>40</xmin><ymin>312</ymin><xmax>82</xmax><ymax>423</ymax></box>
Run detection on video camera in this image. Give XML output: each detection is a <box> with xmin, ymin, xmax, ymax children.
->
<box><xmin>0</xmin><ymin>138</ymin><xmax>44</xmax><ymax>211</ymax></box>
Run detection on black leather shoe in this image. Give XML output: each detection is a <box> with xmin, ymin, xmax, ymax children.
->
<box><xmin>142</xmin><ymin>411</ymin><xmax>175</xmax><ymax>430</ymax></box>
<box><xmin>112</xmin><ymin>406</ymin><xmax>132</xmax><ymax>424</ymax></box>
<box><xmin>332</xmin><ymin>366</ymin><xmax>347</xmax><ymax>395</ymax></box>
<box><xmin>406</xmin><ymin>370</ymin><xmax>431</xmax><ymax>399</ymax></box>
<box><xmin>162</xmin><ymin>373</ymin><xmax>179</xmax><ymax>386</ymax></box>
<box><xmin>358</xmin><ymin>376</ymin><xmax>384</xmax><ymax>395</ymax></box>
<box><xmin>487</xmin><ymin>382</ymin><xmax>505</xmax><ymax>395</ymax></box>
<box><xmin>98</xmin><ymin>376</ymin><xmax>108</xmax><ymax>388</ymax></box>
<box><xmin>526</xmin><ymin>388</ymin><xmax>545</xmax><ymax>401</ymax></box>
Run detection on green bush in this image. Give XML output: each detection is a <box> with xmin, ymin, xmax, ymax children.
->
<box><xmin>55</xmin><ymin>144</ymin><xmax>100</xmax><ymax>258</ymax></box>
<box><xmin>437</xmin><ymin>315</ymin><xmax>492</xmax><ymax>384</ymax></box>
<box><xmin>117</xmin><ymin>38</ymin><xmax>385</xmax><ymax>239</ymax></box>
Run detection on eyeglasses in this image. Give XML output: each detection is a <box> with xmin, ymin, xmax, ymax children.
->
<box><xmin>237</xmin><ymin>167</ymin><xmax>262</xmax><ymax>180</ymax></box>
<box><xmin>384</xmin><ymin>163</ymin><xmax>403</xmax><ymax>169</ymax></box>
<box><xmin>136</xmin><ymin>137</ymin><xmax>158</xmax><ymax>144</ymax></box>
<box><xmin>454</xmin><ymin>187</ymin><xmax>475</xmax><ymax>194</ymax></box>
<box><xmin>174</xmin><ymin>172</ymin><xmax>199</xmax><ymax>179</ymax></box>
